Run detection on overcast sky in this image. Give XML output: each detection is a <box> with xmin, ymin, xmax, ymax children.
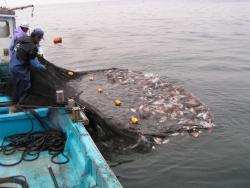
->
<box><xmin>1</xmin><ymin>0</ymin><xmax>101</xmax><ymax>6</ymax></box>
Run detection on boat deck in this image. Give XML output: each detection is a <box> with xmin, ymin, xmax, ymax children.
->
<box><xmin>0</xmin><ymin>151</ymin><xmax>79</xmax><ymax>188</ymax></box>
<box><xmin>0</xmin><ymin>108</ymin><xmax>122</xmax><ymax>188</ymax></box>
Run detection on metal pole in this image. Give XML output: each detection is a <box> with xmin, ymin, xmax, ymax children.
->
<box><xmin>48</xmin><ymin>165</ymin><xmax>60</xmax><ymax>188</ymax></box>
<box><xmin>10</xmin><ymin>4</ymin><xmax>34</xmax><ymax>11</ymax></box>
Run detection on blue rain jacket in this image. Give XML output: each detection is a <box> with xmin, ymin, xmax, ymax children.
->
<box><xmin>9</xmin><ymin>38</ymin><xmax>46</xmax><ymax>103</ymax></box>
<box><xmin>9</xmin><ymin>51</ymin><xmax>46</xmax><ymax>76</ymax></box>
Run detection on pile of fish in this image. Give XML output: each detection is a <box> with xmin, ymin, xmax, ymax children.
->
<box><xmin>67</xmin><ymin>68</ymin><xmax>215</xmax><ymax>148</ymax></box>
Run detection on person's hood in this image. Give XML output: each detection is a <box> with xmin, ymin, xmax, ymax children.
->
<box><xmin>14</xmin><ymin>26</ymin><xmax>28</xmax><ymax>39</ymax></box>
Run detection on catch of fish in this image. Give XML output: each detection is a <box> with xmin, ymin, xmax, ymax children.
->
<box><xmin>67</xmin><ymin>68</ymin><xmax>215</xmax><ymax>148</ymax></box>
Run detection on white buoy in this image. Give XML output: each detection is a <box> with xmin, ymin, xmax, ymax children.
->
<box><xmin>67</xmin><ymin>98</ymin><xmax>75</xmax><ymax>108</ymax></box>
<box><xmin>56</xmin><ymin>90</ymin><xmax>65</xmax><ymax>104</ymax></box>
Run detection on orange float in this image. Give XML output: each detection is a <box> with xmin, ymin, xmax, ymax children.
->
<box><xmin>53</xmin><ymin>36</ymin><xmax>62</xmax><ymax>44</ymax></box>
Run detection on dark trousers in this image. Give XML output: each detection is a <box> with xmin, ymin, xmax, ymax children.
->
<box><xmin>11</xmin><ymin>73</ymin><xmax>31</xmax><ymax>104</ymax></box>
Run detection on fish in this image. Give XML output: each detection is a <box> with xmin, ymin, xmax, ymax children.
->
<box><xmin>131</xmin><ymin>108</ymin><xmax>137</xmax><ymax>113</ymax></box>
<box><xmin>153</xmin><ymin>137</ymin><xmax>169</xmax><ymax>145</ymax></box>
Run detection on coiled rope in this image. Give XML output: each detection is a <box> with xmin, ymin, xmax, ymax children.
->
<box><xmin>0</xmin><ymin>175</ymin><xmax>29</xmax><ymax>188</ymax></box>
<box><xmin>0</xmin><ymin>109</ymin><xmax>69</xmax><ymax>167</ymax></box>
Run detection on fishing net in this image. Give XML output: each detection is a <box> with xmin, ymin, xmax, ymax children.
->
<box><xmin>2</xmin><ymin>57</ymin><xmax>215</xmax><ymax>152</ymax></box>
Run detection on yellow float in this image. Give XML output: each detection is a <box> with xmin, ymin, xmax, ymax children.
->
<box><xmin>114</xmin><ymin>100</ymin><xmax>122</xmax><ymax>107</ymax></box>
<box><xmin>97</xmin><ymin>88</ymin><xmax>103</xmax><ymax>93</ymax></box>
<box><xmin>68</xmin><ymin>71</ymin><xmax>74</xmax><ymax>76</ymax></box>
<box><xmin>130</xmin><ymin>116</ymin><xmax>139</xmax><ymax>124</ymax></box>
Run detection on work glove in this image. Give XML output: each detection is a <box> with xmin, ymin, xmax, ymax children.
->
<box><xmin>37</xmin><ymin>46</ymin><xmax>45</xmax><ymax>58</ymax></box>
<box><xmin>39</xmin><ymin>64</ymin><xmax>46</xmax><ymax>71</ymax></box>
<box><xmin>30</xmin><ymin>58</ymin><xmax>46</xmax><ymax>71</ymax></box>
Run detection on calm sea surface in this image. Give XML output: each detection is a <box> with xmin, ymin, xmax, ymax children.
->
<box><xmin>17</xmin><ymin>0</ymin><xmax>250</xmax><ymax>187</ymax></box>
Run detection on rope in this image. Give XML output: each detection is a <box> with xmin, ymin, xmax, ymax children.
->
<box><xmin>0</xmin><ymin>109</ymin><xmax>69</xmax><ymax>167</ymax></box>
<box><xmin>0</xmin><ymin>175</ymin><xmax>29</xmax><ymax>188</ymax></box>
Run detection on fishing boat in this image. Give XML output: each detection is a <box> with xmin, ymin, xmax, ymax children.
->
<box><xmin>0</xmin><ymin>6</ymin><xmax>122</xmax><ymax>188</ymax></box>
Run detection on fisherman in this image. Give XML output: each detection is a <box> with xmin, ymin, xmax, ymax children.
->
<box><xmin>9</xmin><ymin>28</ymin><xmax>46</xmax><ymax>106</ymax></box>
<box><xmin>9</xmin><ymin>21</ymin><xmax>30</xmax><ymax>57</ymax></box>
